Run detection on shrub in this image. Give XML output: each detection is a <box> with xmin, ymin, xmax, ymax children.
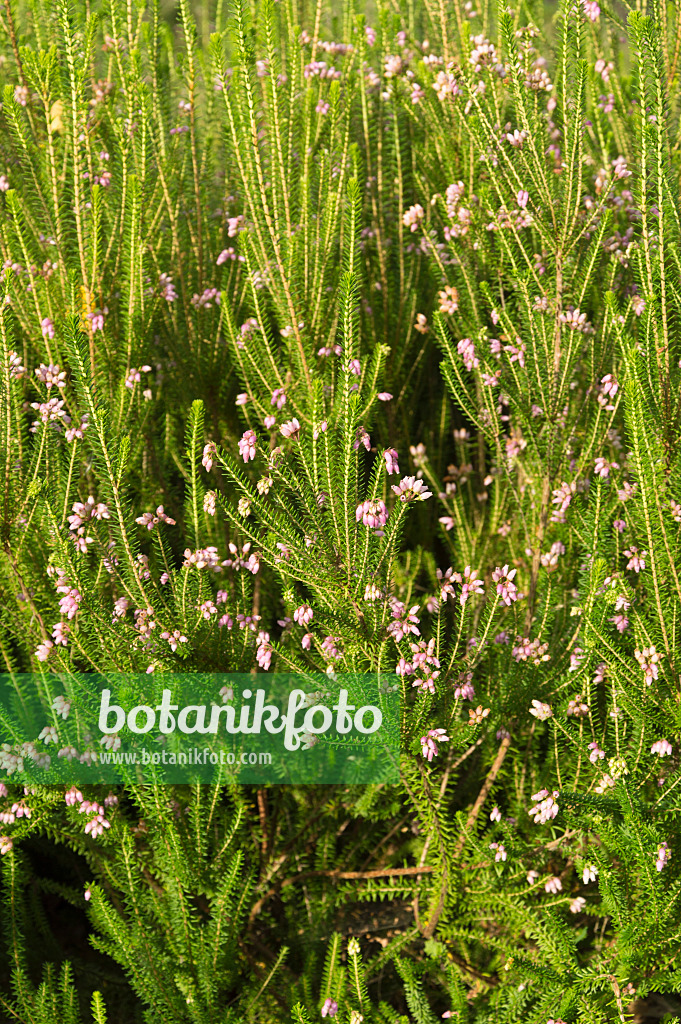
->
<box><xmin>1</xmin><ymin>0</ymin><xmax>680</xmax><ymax>1021</ymax></box>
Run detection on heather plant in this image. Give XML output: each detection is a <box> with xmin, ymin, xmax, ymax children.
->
<box><xmin>1</xmin><ymin>0</ymin><xmax>681</xmax><ymax>1022</ymax></box>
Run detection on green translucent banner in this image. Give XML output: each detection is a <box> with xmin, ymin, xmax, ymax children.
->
<box><xmin>0</xmin><ymin>673</ymin><xmax>401</xmax><ymax>784</ymax></box>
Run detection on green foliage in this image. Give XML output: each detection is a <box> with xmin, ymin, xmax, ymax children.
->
<box><xmin>0</xmin><ymin>0</ymin><xmax>680</xmax><ymax>1021</ymax></box>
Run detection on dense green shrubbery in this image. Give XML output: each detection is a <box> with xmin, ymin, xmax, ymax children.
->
<box><xmin>1</xmin><ymin>0</ymin><xmax>681</xmax><ymax>1020</ymax></box>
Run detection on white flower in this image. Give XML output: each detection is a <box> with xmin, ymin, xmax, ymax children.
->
<box><xmin>607</xmin><ymin>756</ymin><xmax>629</xmax><ymax>780</ymax></box>
<box><xmin>402</xmin><ymin>204</ymin><xmax>424</xmax><ymax>231</ymax></box>
<box><xmin>528</xmin><ymin>789</ymin><xmax>560</xmax><ymax>824</ymax></box>
<box><xmin>99</xmin><ymin>734</ymin><xmax>121</xmax><ymax>751</ymax></box>
<box><xmin>595</xmin><ymin>774</ymin><xmax>615</xmax><ymax>794</ymax></box>
<box><xmin>529</xmin><ymin>699</ymin><xmax>552</xmax><ymax>721</ymax></box>
<box><xmin>51</xmin><ymin>695</ymin><xmax>71</xmax><ymax>720</ymax></box>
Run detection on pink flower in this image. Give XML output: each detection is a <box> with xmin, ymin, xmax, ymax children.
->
<box><xmin>87</xmin><ymin>310</ymin><xmax>106</xmax><ymax>332</ymax></box>
<box><xmin>529</xmin><ymin>699</ymin><xmax>552</xmax><ymax>721</ymax></box>
<box><xmin>457</xmin><ymin>566</ymin><xmax>484</xmax><ymax>605</ymax></box>
<box><xmin>569</xmin><ymin>646</ymin><xmax>585</xmax><ymax>672</ymax></box>
<box><xmin>35</xmin><ymin>363</ymin><xmax>66</xmax><ymax>389</ymax></box>
<box><xmin>609</xmin><ymin>613</ymin><xmax>629</xmax><ymax>633</ymax></box>
<box><xmin>457</xmin><ymin>337</ymin><xmax>479</xmax><ymax>370</ymax></box>
<box><xmin>271</xmin><ymin>387</ymin><xmax>287</xmax><ymax>410</ymax></box>
<box><xmin>492</xmin><ymin>564</ymin><xmax>518</xmax><ymax>605</ymax></box>
<box><xmin>517</xmin><ymin>189</ymin><xmax>529</xmax><ymax>208</ymax></box>
<box><xmin>504</xmin><ymin>340</ymin><xmax>526</xmax><ymax>368</ymax></box>
<box><xmin>454</xmin><ymin>670</ymin><xmax>474</xmax><ymax>700</ymax></box>
<box><xmin>391</xmin><ymin>476</ymin><xmax>432</xmax><ymax>502</ymax></box>
<box><xmin>65</xmin><ymin>414</ymin><xmax>89</xmax><ymax>442</ymax></box>
<box><xmin>52</xmin><ymin>622</ymin><xmax>70</xmax><ymax>646</ymax></box>
<box><xmin>256</xmin><ymin>631</ymin><xmax>273</xmax><ymax>671</ymax></box>
<box><xmin>321</xmin><ymin>635</ymin><xmax>341</xmax><ymax>660</ymax></box>
<box><xmin>581</xmin><ymin>0</ymin><xmax>600</xmax><ymax>20</ymax></box>
<box><xmin>438</xmin><ymin>285</ymin><xmax>459</xmax><ymax>316</ymax></box>
<box><xmin>41</xmin><ymin>317</ymin><xmax>55</xmax><ymax>339</ymax></box>
<box><xmin>348</xmin><ymin>359</ymin><xmax>361</xmax><ymax>375</ymax></box>
<box><xmin>235</xmin><ymin>393</ymin><xmax>249</xmax><ymax>406</ymax></box>
<box><xmin>403</xmin><ymin>204</ymin><xmax>424</xmax><ymax>231</ymax></box>
<box><xmin>202</xmin><ymin>442</ymin><xmax>217</xmax><ymax>471</ymax></box>
<box><xmin>384</xmin><ymin>448</ymin><xmax>399</xmax><ymax>475</ymax></box>
<box><xmin>567</xmin><ymin>696</ymin><xmax>588</xmax><ymax>717</ymax></box>
<box><xmin>656</xmin><ymin>842</ymin><xmax>670</xmax><ymax>871</ymax></box>
<box><xmin>377</xmin><ymin>392</ymin><xmax>393</xmax><ymax>401</ymax></box>
<box><xmin>588</xmin><ymin>741</ymin><xmax>605</xmax><ymax>763</ymax></box>
<box><xmin>437</xmin><ymin>567</ymin><xmax>456</xmax><ymax>602</ymax></box>
<box><xmin>624</xmin><ymin>547</ymin><xmax>646</xmax><ymax>573</ymax></box>
<box><xmin>36</xmin><ymin>639</ymin><xmax>54</xmax><ymax>661</ymax></box>
<box><xmin>355</xmin><ymin>499</ymin><xmax>387</xmax><ymax>528</ymax></box>
<box><xmin>321</xmin><ymin>1000</ymin><xmax>338</xmax><ymax>1018</ymax></box>
<box><xmin>293</xmin><ymin>605</ymin><xmax>313</xmax><ymax>626</ymax></box>
<box><xmin>353</xmin><ymin>426</ymin><xmax>371</xmax><ymax>451</ymax></box>
<box><xmin>528</xmin><ymin>789</ymin><xmax>560</xmax><ymax>824</ymax></box>
<box><xmin>135</xmin><ymin>506</ymin><xmax>176</xmax><ymax>530</ymax></box>
<box><xmin>239</xmin><ymin>429</ymin><xmax>257</xmax><ymax>462</ymax></box>
<box><xmin>635</xmin><ymin>645</ymin><xmax>661</xmax><ymax>684</ymax></box>
<box><xmin>301</xmin><ymin>633</ymin><xmax>313</xmax><ymax>650</ymax></box>
<box><xmin>387</xmin><ymin>605</ymin><xmax>420</xmax><ymax>642</ymax></box>
<box><xmin>651</xmin><ymin>739</ymin><xmax>673</xmax><ymax>757</ymax></box>
<box><xmin>84</xmin><ymin>815</ymin><xmax>110</xmax><ymax>837</ymax></box>
<box><xmin>559</xmin><ymin>307</ymin><xmax>588</xmax><ymax>331</ymax></box>
<box><xmin>594</xmin><ymin>457</ymin><xmax>619</xmax><ymax>479</ymax></box>
<box><xmin>550</xmin><ymin>482</ymin><xmax>573</xmax><ymax>514</ymax></box>
<box><xmin>612</xmin><ymin>156</ymin><xmax>631</xmax><ymax>179</ymax></box>
<box><xmin>124</xmin><ymin>365</ymin><xmax>152</xmax><ymax>388</ymax></box>
<box><xmin>421</xmin><ymin>728</ymin><xmax>449</xmax><ymax>761</ymax></box>
<box><xmin>280</xmin><ymin>418</ymin><xmax>300</xmax><ymax>439</ymax></box>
